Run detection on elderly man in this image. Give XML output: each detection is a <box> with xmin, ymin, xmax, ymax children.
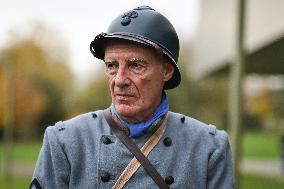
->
<box><xmin>30</xmin><ymin>6</ymin><xmax>234</xmax><ymax>189</ymax></box>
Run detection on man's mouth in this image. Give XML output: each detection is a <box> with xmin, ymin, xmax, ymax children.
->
<box><xmin>115</xmin><ymin>93</ymin><xmax>135</xmax><ymax>101</ymax></box>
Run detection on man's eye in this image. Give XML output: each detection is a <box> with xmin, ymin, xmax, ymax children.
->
<box><xmin>129</xmin><ymin>63</ymin><xmax>146</xmax><ymax>74</ymax></box>
<box><xmin>105</xmin><ymin>63</ymin><xmax>118</xmax><ymax>74</ymax></box>
<box><xmin>106</xmin><ymin>63</ymin><xmax>115</xmax><ymax>69</ymax></box>
<box><xmin>130</xmin><ymin>63</ymin><xmax>142</xmax><ymax>69</ymax></box>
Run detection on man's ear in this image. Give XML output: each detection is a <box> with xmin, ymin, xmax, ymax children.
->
<box><xmin>163</xmin><ymin>62</ymin><xmax>175</xmax><ymax>82</ymax></box>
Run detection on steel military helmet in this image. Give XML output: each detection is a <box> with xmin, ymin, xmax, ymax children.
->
<box><xmin>90</xmin><ymin>5</ymin><xmax>181</xmax><ymax>89</ymax></box>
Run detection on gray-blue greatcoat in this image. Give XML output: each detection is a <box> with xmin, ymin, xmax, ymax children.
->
<box><xmin>32</xmin><ymin>110</ymin><xmax>234</xmax><ymax>189</ymax></box>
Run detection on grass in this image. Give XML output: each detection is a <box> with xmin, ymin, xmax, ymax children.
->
<box><xmin>0</xmin><ymin>132</ymin><xmax>283</xmax><ymax>188</ymax></box>
<box><xmin>0</xmin><ymin>131</ymin><xmax>281</xmax><ymax>163</ymax></box>
<box><xmin>240</xmin><ymin>173</ymin><xmax>284</xmax><ymax>189</ymax></box>
<box><xmin>241</xmin><ymin>131</ymin><xmax>281</xmax><ymax>159</ymax></box>
<box><xmin>0</xmin><ymin>173</ymin><xmax>30</xmax><ymax>189</ymax></box>
<box><xmin>0</xmin><ymin>173</ymin><xmax>283</xmax><ymax>189</ymax></box>
<box><xmin>0</xmin><ymin>141</ymin><xmax>42</xmax><ymax>164</ymax></box>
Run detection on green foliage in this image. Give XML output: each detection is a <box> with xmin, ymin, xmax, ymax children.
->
<box><xmin>190</xmin><ymin>78</ymin><xmax>229</xmax><ymax>127</ymax></box>
<box><xmin>71</xmin><ymin>68</ymin><xmax>111</xmax><ymax>114</ymax></box>
<box><xmin>0</xmin><ymin>131</ymin><xmax>279</xmax><ymax>166</ymax></box>
<box><xmin>0</xmin><ymin>24</ymin><xmax>73</xmax><ymax>138</ymax></box>
<box><xmin>167</xmin><ymin>60</ymin><xmax>194</xmax><ymax>115</ymax></box>
<box><xmin>241</xmin><ymin>131</ymin><xmax>281</xmax><ymax>159</ymax></box>
<box><xmin>0</xmin><ymin>174</ymin><xmax>30</xmax><ymax>189</ymax></box>
<box><xmin>1</xmin><ymin>138</ymin><xmax>284</xmax><ymax>188</ymax></box>
<box><xmin>271</xmin><ymin>89</ymin><xmax>284</xmax><ymax>118</ymax></box>
<box><xmin>1</xmin><ymin>172</ymin><xmax>283</xmax><ymax>189</ymax></box>
<box><xmin>167</xmin><ymin>45</ymin><xmax>229</xmax><ymax>128</ymax></box>
<box><xmin>240</xmin><ymin>173</ymin><xmax>284</xmax><ymax>189</ymax></box>
<box><xmin>0</xmin><ymin>142</ymin><xmax>42</xmax><ymax>164</ymax></box>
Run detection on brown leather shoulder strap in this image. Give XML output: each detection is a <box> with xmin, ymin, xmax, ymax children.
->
<box><xmin>103</xmin><ymin>109</ymin><xmax>169</xmax><ymax>189</ymax></box>
<box><xmin>113</xmin><ymin>111</ymin><xmax>168</xmax><ymax>189</ymax></box>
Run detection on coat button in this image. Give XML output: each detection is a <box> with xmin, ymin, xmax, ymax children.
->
<box><xmin>100</xmin><ymin>172</ymin><xmax>110</xmax><ymax>182</ymax></box>
<box><xmin>165</xmin><ymin>176</ymin><xmax>174</xmax><ymax>185</ymax></box>
<box><xmin>121</xmin><ymin>17</ymin><xmax>131</xmax><ymax>26</ymax></box>
<box><xmin>163</xmin><ymin>137</ymin><xmax>172</xmax><ymax>147</ymax></box>
<box><xmin>92</xmin><ymin>113</ymin><xmax>97</xmax><ymax>118</ymax></box>
<box><xmin>102</xmin><ymin>136</ymin><xmax>112</xmax><ymax>144</ymax></box>
<box><xmin>180</xmin><ymin>116</ymin><xmax>185</xmax><ymax>123</ymax></box>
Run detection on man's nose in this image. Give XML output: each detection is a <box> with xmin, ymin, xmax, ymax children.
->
<box><xmin>114</xmin><ymin>66</ymin><xmax>131</xmax><ymax>87</ymax></box>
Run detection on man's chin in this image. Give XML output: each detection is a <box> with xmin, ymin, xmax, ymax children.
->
<box><xmin>115</xmin><ymin>104</ymin><xmax>138</xmax><ymax>119</ymax></box>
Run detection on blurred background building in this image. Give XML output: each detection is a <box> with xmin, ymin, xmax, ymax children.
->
<box><xmin>194</xmin><ymin>0</ymin><xmax>284</xmax><ymax>132</ymax></box>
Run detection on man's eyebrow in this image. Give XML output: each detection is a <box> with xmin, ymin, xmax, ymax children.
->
<box><xmin>104</xmin><ymin>59</ymin><xmax>116</xmax><ymax>64</ymax></box>
<box><xmin>128</xmin><ymin>57</ymin><xmax>148</xmax><ymax>64</ymax></box>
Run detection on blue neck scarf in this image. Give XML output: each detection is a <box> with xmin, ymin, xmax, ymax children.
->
<box><xmin>111</xmin><ymin>92</ymin><xmax>169</xmax><ymax>138</ymax></box>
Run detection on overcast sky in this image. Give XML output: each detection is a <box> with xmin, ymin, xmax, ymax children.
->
<box><xmin>0</xmin><ymin>0</ymin><xmax>200</xmax><ymax>85</ymax></box>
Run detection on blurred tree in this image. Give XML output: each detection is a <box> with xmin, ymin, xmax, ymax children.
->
<box><xmin>269</xmin><ymin>89</ymin><xmax>284</xmax><ymax>132</ymax></box>
<box><xmin>70</xmin><ymin>66</ymin><xmax>111</xmax><ymax>116</ymax></box>
<box><xmin>0</xmin><ymin>23</ymin><xmax>73</xmax><ymax>139</ymax></box>
<box><xmin>0</xmin><ymin>73</ymin><xmax>5</xmax><ymax>126</ymax></box>
<box><xmin>245</xmin><ymin>90</ymin><xmax>272</xmax><ymax>118</ymax></box>
<box><xmin>167</xmin><ymin>44</ymin><xmax>195</xmax><ymax>116</ymax></box>
<box><xmin>194</xmin><ymin>77</ymin><xmax>229</xmax><ymax>128</ymax></box>
<box><xmin>167</xmin><ymin>44</ymin><xmax>229</xmax><ymax>128</ymax></box>
<box><xmin>272</xmin><ymin>89</ymin><xmax>284</xmax><ymax>117</ymax></box>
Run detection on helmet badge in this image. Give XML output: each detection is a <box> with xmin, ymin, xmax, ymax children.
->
<box><xmin>121</xmin><ymin>11</ymin><xmax>138</xmax><ymax>26</ymax></box>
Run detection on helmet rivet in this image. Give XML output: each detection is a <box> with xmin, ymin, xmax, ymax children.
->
<box><xmin>121</xmin><ymin>17</ymin><xmax>131</xmax><ymax>26</ymax></box>
<box><xmin>121</xmin><ymin>11</ymin><xmax>138</xmax><ymax>26</ymax></box>
<box><xmin>122</xmin><ymin>11</ymin><xmax>138</xmax><ymax>18</ymax></box>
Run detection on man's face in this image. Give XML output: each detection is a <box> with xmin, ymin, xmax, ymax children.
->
<box><xmin>104</xmin><ymin>41</ymin><xmax>174</xmax><ymax>122</ymax></box>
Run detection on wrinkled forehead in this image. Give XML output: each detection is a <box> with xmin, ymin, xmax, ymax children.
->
<box><xmin>104</xmin><ymin>39</ymin><xmax>158</xmax><ymax>60</ymax></box>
